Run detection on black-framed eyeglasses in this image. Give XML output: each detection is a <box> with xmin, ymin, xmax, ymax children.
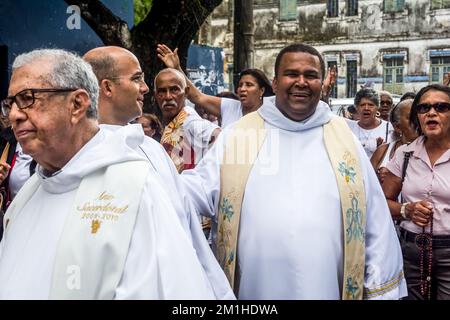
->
<box><xmin>416</xmin><ymin>102</ymin><xmax>450</xmax><ymax>114</ymax></box>
<box><xmin>1</xmin><ymin>88</ymin><xmax>78</xmax><ymax>117</ymax></box>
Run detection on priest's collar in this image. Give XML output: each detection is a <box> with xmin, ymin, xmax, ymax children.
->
<box><xmin>258</xmin><ymin>96</ymin><xmax>332</xmax><ymax>132</ymax></box>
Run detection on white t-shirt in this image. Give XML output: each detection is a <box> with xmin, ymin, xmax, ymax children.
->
<box><xmin>346</xmin><ymin>119</ymin><xmax>394</xmax><ymax>159</ymax></box>
<box><xmin>9</xmin><ymin>143</ymin><xmax>33</xmax><ymax>199</ymax></box>
<box><xmin>182</xmin><ymin>106</ymin><xmax>219</xmax><ymax>165</ymax></box>
<box><xmin>220</xmin><ymin>98</ymin><xmax>242</xmax><ymax>129</ymax></box>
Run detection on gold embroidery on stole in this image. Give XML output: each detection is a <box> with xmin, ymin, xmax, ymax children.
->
<box><xmin>323</xmin><ymin>116</ymin><xmax>366</xmax><ymax>300</ymax></box>
<box><xmin>217</xmin><ymin>112</ymin><xmax>266</xmax><ymax>291</ymax></box>
<box><xmin>217</xmin><ymin>112</ymin><xmax>366</xmax><ymax>299</ymax></box>
<box><xmin>161</xmin><ymin>109</ymin><xmax>189</xmax><ymax>173</ymax></box>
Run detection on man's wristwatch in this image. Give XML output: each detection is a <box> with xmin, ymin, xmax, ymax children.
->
<box><xmin>400</xmin><ymin>202</ymin><xmax>410</xmax><ymax>219</ymax></box>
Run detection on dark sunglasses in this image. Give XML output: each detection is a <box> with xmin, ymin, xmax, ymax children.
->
<box><xmin>416</xmin><ymin>102</ymin><xmax>450</xmax><ymax>114</ymax></box>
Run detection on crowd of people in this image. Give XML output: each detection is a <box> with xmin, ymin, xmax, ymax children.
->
<box><xmin>0</xmin><ymin>40</ymin><xmax>448</xmax><ymax>300</ymax></box>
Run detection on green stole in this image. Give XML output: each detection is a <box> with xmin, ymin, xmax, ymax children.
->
<box><xmin>216</xmin><ymin>111</ymin><xmax>366</xmax><ymax>300</ymax></box>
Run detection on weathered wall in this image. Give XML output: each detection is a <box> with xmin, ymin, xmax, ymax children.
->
<box><xmin>198</xmin><ymin>0</ymin><xmax>450</xmax><ymax>96</ymax></box>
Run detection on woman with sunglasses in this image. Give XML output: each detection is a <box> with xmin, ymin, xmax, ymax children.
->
<box><xmin>383</xmin><ymin>84</ymin><xmax>450</xmax><ymax>300</ymax></box>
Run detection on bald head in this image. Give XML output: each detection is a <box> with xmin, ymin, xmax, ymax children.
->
<box><xmin>83</xmin><ymin>46</ymin><xmax>149</xmax><ymax>126</ymax></box>
<box><xmin>154</xmin><ymin>68</ymin><xmax>188</xmax><ymax>124</ymax></box>
<box><xmin>83</xmin><ymin>46</ymin><xmax>139</xmax><ymax>83</ymax></box>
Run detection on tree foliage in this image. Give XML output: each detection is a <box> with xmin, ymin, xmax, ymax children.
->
<box><xmin>64</xmin><ymin>0</ymin><xmax>223</xmax><ymax>113</ymax></box>
<box><xmin>134</xmin><ymin>0</ymin><xmax>152</xmax><ymax>26</ymax></box>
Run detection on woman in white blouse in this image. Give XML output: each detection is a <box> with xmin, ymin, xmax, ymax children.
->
<box><xmin>346</xmin><ymin>88</ymin><xmax>394</xmax><ymax>158</ymax></box>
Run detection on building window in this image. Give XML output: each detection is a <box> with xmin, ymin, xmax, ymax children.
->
<box><xmin>327</xmin><ymin>0</ymin><xmax>339</xmax><ymax>17</ymax></box>
<box><xmin>383</xmin><ymin>56</ymin><xmax>404</xmax><ymax>95</ymax></box>
<box><xmin>384</xmin><ymin>0</ymin><xmax>405</xmax><ymax>13</ymax></box>
<box><xmin>327</xmin><ymin>61</ymin><xmax>338</xmax><ymax>98</ymax></box>
<box><xmin>431</xmin><ymin>0</ymin><xmax>450</xmax><ymax>9</ymax></box>
<box><xmin>430</xmin><ymin>55</ymin><xmax>450</xmax><ymax>83</ymax></box>
<box><xmin>279</xmin><ymin>0</ymin><xmax>297</xmax><ymax>21</ymax></box>
<box><xmin>346</xmin><ymin>60</ymin><xmax>357</xmax><ymax>98</ymax></box>
<box><xmin>347</xmin><ymin>0</ymin><xmax>358</xmax><ymax>16</ymax></box>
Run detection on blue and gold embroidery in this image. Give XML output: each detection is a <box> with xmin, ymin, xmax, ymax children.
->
<box><xmin>338</xmin><ymin>161</ymin><xmax>356</xmax><ymax>184</ymax></box>
<box><xmin>346</xmin><ymin>195</ymin><xmax>365</xmax><ymax>243</ymax></box>
<box><xmin>217</xmin><ymin>198</ymin><xmax>235</xmax><ymax>280</ymax></box>
<box><xmin>346</xmin><ymin>276</ymin><xmax>359</xmax><ymax>299</ymax></box>
<box><xmin>224</xmin><ymin>251</ymin><xmax>235</xmax><ymax>276</ymax></box>
<box><xmin>220</xmin><ymin>197</ymin><xmax>234</xmax><ymax>222</ymax></box>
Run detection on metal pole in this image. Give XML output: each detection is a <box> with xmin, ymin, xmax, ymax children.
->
<box><xmin>233</xmin><ymin>0</ymin><xmax>254</xmax><ymax>89</ymax></box>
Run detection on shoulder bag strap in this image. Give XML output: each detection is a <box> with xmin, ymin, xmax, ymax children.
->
<box><xmin>401</xmin><ymin>151</ymin><xmax>413</xmax><ymax>184</ymax></box>
<box><xmin>400</xmin><ymin>151</ymin><xmax>413</xmax><ymax>204</ymax></box>
<box><xmin>385</xmin><ymin>122</ymin><xmax>389</xmax><ymax>142</ymax></box>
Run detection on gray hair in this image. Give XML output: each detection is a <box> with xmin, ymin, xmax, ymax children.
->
<box><xmin>379</xmin><ymin>90</ymin><xmax>393</xmax><ymax>103</ymax></box>
<box><xmin>154</xmin><ymin>68</ymin><xmax>187</xmax><ymax>91</ymax></box>
<box><xmin>12</xmin><ymin>49</ymin><xmax>99</xmax><ymax>119</ymax></box>
<box><xmin>354</xmin><ymin>88</ymin><xmax>380</xmax><ymax>108</ymax></box>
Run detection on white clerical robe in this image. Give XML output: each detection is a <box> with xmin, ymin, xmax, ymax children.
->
<box><xmin>0</xmin><ymin>126</ymin><xmax>215</xmax><ymax>299</ymax></box>
<box><xmin>181</xmin><ymin>98</ymin><xmax>407</xmax><ymax>300</ymax></box>
<box><xmin>100</xmin><ymin>124</ymin><xmax>234</xmax><ymax>300</ymax></box>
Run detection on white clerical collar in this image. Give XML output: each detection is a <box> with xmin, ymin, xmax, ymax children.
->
<box><xmin>258</xmin><ymin>97</ymin><xmax>332</xmax><ymax>132</ymax></box>
<box><xmin>37</xmin><ymin>130</ymin><xmax>104</xmax><ymax>180</ymax></box>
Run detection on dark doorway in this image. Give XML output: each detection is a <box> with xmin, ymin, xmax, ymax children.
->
<box><xmin>346</xmin><ymin>60</ymin><xmax>357</xmax><ymax>98</ymax></box>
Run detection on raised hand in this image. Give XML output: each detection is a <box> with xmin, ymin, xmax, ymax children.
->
<box><xmin>157</xmin><ymin>44</ymin><xmax>181</xmax><ymax>70</ymax></box>
<box><xmin>444</xmin><ymin>71</ymin><xmax>450</xmax><ymax>87</ymax></box>
<box><xmin>0</xmin><ymin>161</ymin><xmax>11</xmax><ymax>185</ymax></box>
<box><xmin>322</xmin><ymin>65</ymin><xmax>337</xmax><ymax>95</ymax></box>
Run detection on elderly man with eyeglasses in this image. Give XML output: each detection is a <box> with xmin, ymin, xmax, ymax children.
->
<box><xmin>0</xmin><ymin>48</ymin><xmax>218</xmax><ymax>299</ymax></box>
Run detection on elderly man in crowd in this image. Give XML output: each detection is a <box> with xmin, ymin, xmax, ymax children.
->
<box><xmin>83</xmin><ymin>46</ymin><xmax>233</xmax><ymax>299</ymax></box>
<box><xmin>0</xmin><ymin>48</ymin><xmax>218</xmax><ymax>299</ymax></box>
<box><xmin>154</xmin><ymin>68</ymin><xmax>221</xmax><ymax>240</ymax></box>
<box><xmin>176</xmin><ymin>43</ymin><xmax>407</xmax><ymax>300</ymax></box>
<box><xmin>379</xmin><ymin>90</ymin><xmax>394</xmax><ymax>122</ymax></box>
<box><xmin>154</xmin><ymin>68</ymin><xmax>221</xmax><ymax>173</ymax></box>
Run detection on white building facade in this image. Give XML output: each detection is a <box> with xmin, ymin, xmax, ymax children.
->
<box><xmin>197</xmin><ymin>0</ymin><xmax>450</xmax><ymax>98</ymax></box>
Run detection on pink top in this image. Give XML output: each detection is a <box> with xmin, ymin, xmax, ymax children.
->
<box><xmin>386</xmin><ymin>136</ymin><xmax>450</xmax><ymax>235</ymax></box>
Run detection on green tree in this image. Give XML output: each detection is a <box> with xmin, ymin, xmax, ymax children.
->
<box><xmin>134</xmin><ymin>0</ymin><xmax>152</xmax><ymax>25</ymax></box>
<box><xmin>64</xmin><ymin>0</ymin><xmax>223</xmax><ymax>113</ymax></box>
